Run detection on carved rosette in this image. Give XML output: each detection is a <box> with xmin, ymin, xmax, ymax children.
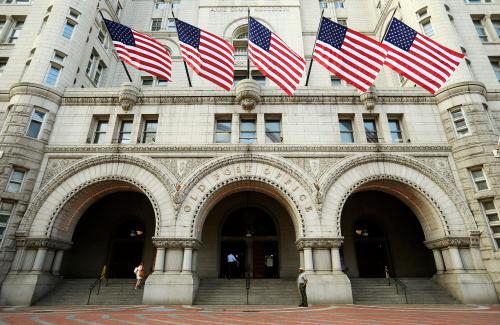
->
<box><xmin>295</xmin><ymin>237</ymin><xmax>343</xmax><ymax>250</ymax></box>
<box><xmin>119</xmin><ymin>82</ymin><xmax>141</xmax><ymax>111</ymax></box>
<box><xmin>152</xmin><ymin>237</ymin><xmax>201</xmax><ymax>250</ymax></box>
<box><xmin>360</xmin><ymin>85</ymin><xmax>377</xmax><ymax>110</ymax></box>
<box><xmin>17</xmin><ymin>237</ymin><xmax>73</xmax><ymax>250</ymax></box>
<box><xmin>235</xmin><ymin>79</ymin><xmax>261</xmax><ymax>110</ymax></box>
<box><xmin>424</xmin><ymin>236</ymin><xmax>472</xmax><ymax>250</ymax></box>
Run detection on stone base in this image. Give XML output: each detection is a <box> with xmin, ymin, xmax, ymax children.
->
<box><xmin>434</xmin><ymin>271</ymin><xmax>498</xmax><ymax>304</ymax></box>
<box><xmin>143</xmin><ymin>272</ymin><xmax>199</xmax><ymax>304</ymax></box>
<box><xmin>305</xmin><ymin>272</ymin><xmax>353</xmax><ymax>304</ymax></box>
<box><xmin>0</xmin><ymin>272</ymin><xmax>61</xmax><ymax>306</ymax></box>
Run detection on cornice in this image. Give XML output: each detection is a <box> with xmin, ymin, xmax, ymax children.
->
<box><xmin>424</xmin><ymin>236</ymin><xmax>475</xmax><ymax>250</ymax></box>
<box><xmin>17</xmin><ymin>237</ymin><xmax>72</xmax><ymax>250</ymax></box>
<box><xmin>295</xmin><ymin>237</ymin><xmax>344</xmax><ymax>249</ymax></box>
<box><xmin>9</xmin><ymin>82</ymin><xmax>63</xmax><ymax>105</ymax></box>
<box><xmin>152</xmin><ymin>237</ymin><xmax>201</xmax><ymax>249</ymax></box>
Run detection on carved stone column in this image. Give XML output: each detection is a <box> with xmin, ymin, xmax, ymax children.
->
<box><xmin>32</xmin><ymin>248</ymin><xmax>48</xmax><ymax>272</ymax></box>
<box><xmin>154</xmin><ymin>248</ymin><xmax>165</xmax><ymax>272</ymax></box>
<box><xmin>432</xmin><ymin>249</ymin><xmax>445</xmax><ymax>274</ymax></box>
<box><xmin>182</xmin><ymin>248</ymin><xmax>193</xmax><ymax>273</ymax></box>
<box><xmin>51</xmin><ymin>250</ymin><xmax>64</xmax><ymax>275</ymax></box>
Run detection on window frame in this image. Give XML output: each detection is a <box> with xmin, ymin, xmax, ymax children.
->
<box><xmin>449</xmin><ymin>106</ymin><xmax>470</xmax><ymax>137</ymax></box>
<box><xmin>93</xmin><ymin>118</ymin><xmax>109</xmax><ymax>144</ymax></box>
<box><xmin>469</xmin><ymin>167</ymin><xmax>490</xmax><ymax>192</ymax></box>
<box><xmin>44</xmin><ymin>63</ymin><xmax>61</xmax><ymax>86</ymax></box>
<box><xmin>117</xmin><ymin>119</ymin><xmax>134</xmax><ymax>144</ymax></box>
<box><xmin>239</xmin><ymin>118</ymin><xmax>257</xmax><ymax>144</ymax></box>
<box><xmin>265</xmin><ymin>116</ymin><xmax>282</xmax><ymax>143</ymax></box>
<box><xmin>141</xmin><ymin>118</ymin><xmax>158</xmax><ymax>144</ymax></box>
<box><xmin>6</xmin><ymin>168</ymin><xmax>25</xmax><ymax>193</ymax></box>
<box><xmin>151</xmin><ymin>18</ymin><xmax>162</xmax><ymax>31</ymax></box>
<box><xmin>8</xmin><ymin>18</ymin><xmax>25</xmax><ymax>44</ymax></box>
<box><xmin>62</xmin><ymin>18</ymin><xmax>77</xmax><ymax>39</ymax></box>
<box><xmin>0</xmin><ymin>200</ymin><xmax>14</xmax><ymax>244</ymax></box>
<box><xmin>339</xmin><ymin>118</ymin><xmax>355</xmax><ymax>143</ymax></box>
<box><xmin>214</xmin><ymin>117</ymin><xmax>232</xmax><ymax>143</ymax></box>
<box><xmin>388</xmin><ymin>118</ymin><xmax>404</xmax><ymax>143</ymax></box>
<box><xmin>480</xmin><ymin>199</ymin><xmax>500</xmax><ymax>249</ymax></box>
<box><xmin>363</xmin><ymin>118</ymin><xmax>379</xmax><ymax>143</ymax></box>
<box><xmin>26</xmin><ymin>108</ymin><xmax>46</xmax><ymax>139</ymax></box>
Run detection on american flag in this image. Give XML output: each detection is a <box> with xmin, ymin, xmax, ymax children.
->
<box><xmin>382</xmin><ymin>18</ymin><xmax>464</xmax><ymax>94</ymax></box>
<box><xmin>104</xmin><ymin>19</ymin><xmax>172</xmax><ymax>81</ymax></box>
<box><xmin>313</xmin><ymin>17</ymin><xmax>387</xmax><ymax>92</ymax></box>
<box><xmin>176</xmin><ymin>19</ymin><xmax>235</xmax><ymax>91</ymax></box>
<box><xmin>248</xmin><ymin>17</ymin><xmax>305</xmax><ymax>96</ymax></box>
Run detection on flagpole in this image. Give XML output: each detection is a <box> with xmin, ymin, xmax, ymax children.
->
<box><xmin>98</xmin><ymin>9</ymin><xmax>133</xmax><ymax>82</ymax></box>
<box><xmin>171</xmin><ymin>10</ymin><xmax>192</xmax><ymax>87</ymax></box>
<box><xmin>380</xmin><ymin>3</ymin><xmax>399</xmax><ymax>42</ymax></box>
<box><xmin>304</xmin><ymin>9</ymin><xmax>324</xmax><ymax>87</ymax></box>
<box><xmin>247</xmin><ymin>7</ymin><xmax>250</xmax><ymax>80</ymax></box>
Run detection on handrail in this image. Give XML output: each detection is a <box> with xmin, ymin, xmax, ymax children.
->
<box><xmin>393</xmin><ymin>278</ymin><xmax>408</xmax><ymax>304</ymax></box>
<box><xmin>87</xmin><ymin>265</ymin><xmax>108</xmax><ymax>305</ymax></box>
<box><xmin>245</xmin><ymin>264</ymin><xmax>250</xmax><ymax>305</ymax></box>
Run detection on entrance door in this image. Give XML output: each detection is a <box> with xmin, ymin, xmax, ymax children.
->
<box><xmin>355</xmin><ymin>240</ymin><xmax>388</xmax><ymax>277</ymax></box>
<box><xmin>253</xmin><ymin>241</ymin><xmax>278</xmax><ymax>278</ymax></box>
<box><xmin>220</xmin><ymin>240</ymin><xmax>246</xmax><ymax>279</ymax></box>
<box><xmin>109</xmin><ymin>240</ymin><xmax>144</xmax><ymax>278</ymax></box>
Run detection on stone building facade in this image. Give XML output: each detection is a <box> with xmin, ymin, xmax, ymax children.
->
<box><xmin>0</xmin><ymin>0</ymin><xmax>499</xmax><ymax>305</ymax></box>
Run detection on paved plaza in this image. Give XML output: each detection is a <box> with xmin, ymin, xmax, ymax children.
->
<box><xmin>0</xmin><ymin>304</ymin><xmax>499</xmax><ymax>325</ymax></box>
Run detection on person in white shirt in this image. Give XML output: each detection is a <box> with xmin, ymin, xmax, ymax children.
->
<box><xmin>297</xmin><ymin>267</ymin><xmax>308</xmax><ymax>307</ymax></box>
<box><xmin>226</xmin><ymin>253</ymin><xmax>238</xmax><ymax>279</ymax></box>
<box><xmin>134</xmin><ymin>262</ymin><xmax>145</xmax><ymax>290</ymax></box>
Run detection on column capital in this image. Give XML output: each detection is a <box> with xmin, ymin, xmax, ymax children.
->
<box><xmin>17</xmin><ymin>237</ymin><xmax>72</xmax><ymax>250</ymax></box>
<box><xmin>152</xmin><ymin>237</ymin><xmax>201</xmax><ymax>249</ymax></box>
<box><xmin>424</xmin><ymin>236</ymin><xmax>473</xmax><ymax>250</ymax></box>
<box><xmin>295</xmin><ymin>237</ymin><xmax>343</xmax><ymax>249</ymax></box>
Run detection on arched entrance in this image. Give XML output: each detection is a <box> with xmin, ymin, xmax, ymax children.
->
<box><xmin>341</xmin><ymin>191</ymin><xmax>436</xmax><ymax>278</ymax></box>
<box><xmin>61</xmin><ymin>191</ymin><xmax>155</xmax><ymax>279</ymax></box>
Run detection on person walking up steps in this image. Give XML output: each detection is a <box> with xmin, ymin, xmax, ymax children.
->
<box><xmin>134</xmin><ymin>262</ymin><xmax>145</xmax><ymax>289</ymax></box>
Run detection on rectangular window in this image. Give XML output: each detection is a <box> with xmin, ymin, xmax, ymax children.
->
<box><xmin>265</xmin><ymin>118</ymin><xmax>281</xmax><ymax>143</ymax></box>
<box><xmin>388</xmin><ymin>119</ymin><xmax>403</xmax><ymax>143</ymax></box>
<box><xmin>420</xmin><ymin>19</ymin><xmax>435</xmax><ymax>37</ymax></box>
<box><xmin>8</xmin><ymin>19</ymin><xmax>24</xmax><ymax>43</ymax></box>
<box><xmin>167</xmin><ymin>18</ymin><xmax>176</xmax><ymax>32</ymax></box>
<box><xmin>155</xmin><ymin>0</ymin><xmax>166</xmax><ymax>10</ymax></box>
<box><xmin>98</xmin><ymin>29</ymin><xmax>106</xmax><ymax>44</ymax></box>
<box><xmin>157</xmin><ymin>79</ymin><xmax>168</xmax><ymax>86</ymax></box>
<box><xmin>93</xmin><ymin>119</ymin><xmax>108</xmax><ymax>144</ymax></box>
<box><xmin>142</xmin><ymin>76</ymin><xmax>154</xmax><ymax>86</ymax></box>
<box><xmin>331</xmin><ymin>76</ymin><xmax>342</xmax><ymax>87</ymax></box>
<box><xmin>86</xmin><ymin>52</ymin><xmax>96</xmax><ymax>75</ymax></box>
<box><xmin>363</xmin><ymin>119</ymin><xmax>378</xmax><ymax>143</ymax></box>
<box><xmin>0</xmin><ymin>201</ymin><xmax>14</xmax><ymax>241</ymax></box>
<box><xmin>53</xmin><ymin>51</ymin><xmax>66</xmax><ymax>64</ymax></box>
<box><xmin>215</xmin><ymin>118</ymin><xmax>231</xmax><ymax>143</ymax></box>
<box><xmin>0</xmin><ymin>58</ymin><xmax>7</xmax><ymax>77</ymax></box>
<box><xmin>116</xmin><ymin>2</ymin><xmax>122</xmax><ymax>17</ymax></box>
<box><xmin>470</xmin><ymin>167</ymin><xmax>489</xmax><ymax>191</ymax></box>
<box><xmin>253</xmin><ymin>75</ymin><xmax>266</xmax><ymax>87</ymax></box>
<box><xmin>6</xmin><ymin>169</ymin><xmax>25</xmax><ymax>193</ymax></box>
<box><xmin>44</xmin><ymin>64</ymin><xmax>60</xmax><ymax>86</ymax></box>
<box><xmin>118</xmin><ymin>120</ymin><xmax>133</xmax><ymax>144</ymax></box>
<box><xmin>151</xmin><ymin>19</ymin><xmax>161</xmax><ymax>31</ymax></box>
<box><xmin>449</xmin><ymin>107</ymin><xmax>469</xmax><ymax>137</ymax></box>
<box><xmin>93</xmin><ymin>61</ymin><xmax>104</xmax><ymax>85</ymax></box>
<box><xmin>473</xmin><ymin>18</ymin><xmax>488</xmax><ymax>42</ymax></box>
<box><xmin>490</xmin><ymin>57</ymin><xmax>500</xmax><ymax>82</ymax></box>
<box><xmin>339</xmin><ymin>119</ymin><xmax>354</xmax><ymax>143</ymax></box>
<box><xmin>240</xmin><ymin>118</ymin><xmax>257</xmax><ymax>143</ymax></box>
<box><xmin>142</xmin><ymin>119</ymin><xmax>158</xmax><ymax>143</ymax></box>
<box><xmin>69</xmin><ymin>8</ymin><xmax>80</xmax><ymax>20</ymax></box>
<box><xmin>492</xmin><ymin>19</ymin><xmax>500</xmax><ymax>37</ymax></box>
<box><xmin>337</xmin><ymin>19</ymin><xmax>347</xmax><ymax>27</ymax></box>
<box><xmin>319</xmin><ymin>0</ymin><xmax>328</xmax><ymax>9</ymax></box>
<box><xmin>62</xmin><ymin>19</ymin><xmax>76</xmax><ymax>39</ymax></box>
<box><xmin>26</xmin><ymin>109</ymin><xmax>45</xmax><ymax>139</ymax></box>
<box><xmin>481</xmin><ymin>199</ymin><xmax>500</xmax><ymax>248</ymax></box>
<box><xmin>334</xmin><ymin>1</ymin><xmax>345</xmax><ymax>8</ymax></box>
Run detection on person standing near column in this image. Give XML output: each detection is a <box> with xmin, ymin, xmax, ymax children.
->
<box><xmin>297</xmin><ymin>267</ymin><xmax>308</xmax><ymax>307</ymax></box>
<box><xmin>226</xmin><ymin>252</ymin><xmax>238</xmax><ymax>279</ymax></box>
<box><xmin>134</xmin><ymin>262</ymin><xmax>145</xmax><ymax>289</ymax></box>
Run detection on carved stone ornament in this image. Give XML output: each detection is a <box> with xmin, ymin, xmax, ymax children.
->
<box><xmin>17</xmin><ymin>237</ymin><xmax>73</xmax><ymax>250</ymax></box>
<box><xmin>295</xmin><ymin>237</ymin><xmax>344</xmax><ymax>249</ymax></box>
<box><xmin>360</xmin><ymin>85</ymin><xmax>377</xmax><ymax>110</ymax></box>
<box><xmin>152</xmin><ymin>237</ymin><xmax>201</xmax><ymax>249</ymax></box>
<box><xmin>424</xmin><ymin>236</ymin><xmax>472</xmax><ymax>250</ymax></box>
<box><xmin>119</xmin><ymin>82</ymin><xmax>141</xmax><ymax>111</ymax></box>
<box><xmin>235</xmin><ymin>79</ymin><xmax>262</xmax><ymax>110</ymax></box>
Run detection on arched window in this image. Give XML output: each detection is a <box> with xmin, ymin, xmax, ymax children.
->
<box><xmin>232</xmin><ymin>25</ymin><xmax>248</xmax><ymax>62</ymax></box>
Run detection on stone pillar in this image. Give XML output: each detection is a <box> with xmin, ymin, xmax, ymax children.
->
<box><xmin>181</xmin><ymin>248</ymin><xmax>193</xmax><ymax>273</ymax></box>
<box><xmin>331</xmin><ymin>247</ymin><xmax>342</xmax><ymax>272</ymax></box>
<box><xmin>469</xmin><ymin>231</ymin><xmax>486</xmax><ymax>270</ymax></box>
<box><xmin>51</xmin><ymin>250</ymin><xmax>64</xmax><ymax>275</ymax></box>
<box><xmin>447</xmin><ymin>247</ymin><xmax>464</xmax><ymax>270</ymax></box>
<box><xmin>303</xmin><ymin>248</ymin><xmax>314</xmax><ymax>272</ymax></box>
<box><xmin>32</xmin><ymin>248</ymin><xmax>48</xmax><ymax>272</ymax></box>
<box><xmin>192</xmin><ymin>250</ymin><xmax>198</xmax><ymax>273</ymax></box>
<box><xmin>432</xmin><ymin>249</ymin><xmax>445</xmax><ymax>274</ymax></box>
<box><xmin>154</xmin><ymin>248</ymin><xmax>165</xmax><ymax>272</ymax></box>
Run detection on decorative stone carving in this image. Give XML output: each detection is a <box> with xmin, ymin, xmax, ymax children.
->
<box><xmin>295</xmin><ymin>237</ymin><xmax>344</xmax><ymax>249</ymax></box>
<box><xmin>152</xmin><ymin>238</ymin><xmax>201</xmax><ymax>249</ymax></box>
<box><xmin>17</xmin><ymin>237</ymin><xmax>72</xmax><ymax>250</ymax></box>
<box><xmin>119</xmin><ymin>82</ymin><xmax>141</xmax><ymax>111</ymax></box>
<box><xmin>469</xmin><ymin>230</ymin><xmax>481</xmax><ymax>248</ymax></box>
<box><xmin>415</xmin><ymin>156</ymin><xmax>455</xmax><ymax>185</ymax></box>
<box><xmin>424</xmin><ymin>236</ymin><xmax>472</xmax><ymax>250</ymax></box>
<box><xmin>235</xmin><ymin>79</ymin><xmax>261</xmax><ymax>110</ymax></box>
<box><xmin>287</xmin><ymin>157</ymin><xmax>342</xmax><ymax>179</ymax></box>
<box><xmin>360</xmin><ymin>85</ymin><xmax>377</xmax><ymax>110</ymax></box>
<box><xmin>155</xmin><ymin>158</ymin><xmax>211</xmax><ymax>180</ymax></box>
<box><xmin>41</xmin><ymin>158</ymin><xmax>80</xmax><ymax>185</ymax></box>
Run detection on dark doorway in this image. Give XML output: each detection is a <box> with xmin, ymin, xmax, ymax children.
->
<box><xmin>108</xmin><ymin>219</ymin><xmax>146</xmax><ymax>278</ymax></box>
<box><xmin>219</xmin><ymin>206</ymin><xmax>279</xmax><ymax>278</ymax></box>
<box><xmin>354</xmin><ymin>222</ymin><xmax>389</xmax><ymax>277</ymax></box>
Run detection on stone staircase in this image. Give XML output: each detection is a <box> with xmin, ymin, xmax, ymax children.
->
<box><xmin>195</xmin><ymin>278</ymin><xmax>300</xmax><ymax>305</ymax></box>
<box><xmin>36</xmin><ymin>278</ymin><xmax>143</xmax><ymax>306</ymax></box>
<box><xmin>350</xmin><ymin>278</ymin><xmax>459</xmax><ymax>304</ymax></box>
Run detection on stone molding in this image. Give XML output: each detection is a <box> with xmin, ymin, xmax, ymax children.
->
<box><xmin>9</xmin><ymin>82</ymin><xmax>63</xmax><ymax>105</ymax></box>
<box><xmin>424</xmin><ymin>236</ymin><xmax>475</xmax><ymax>250</ymax></box>
<box><xmin>295</xmin><ymin>237</ymin><xmax>344</xmax><ymax>249</ymax></box>
<box><xmin>119</xmin><ymin>83</ymin><xmax>141</xmax><ymax>111</ymax></box>
<box><xmin>235</xmin><ymin>79</ymin><xmax>261</xmax><ymax>110</ymax></box>
<box><xmin>18</xmin><ymin>155</ymin><xmax>176</xmax><ymax>237</ymax></box>
<box><xmin>152</xmin><ymin>238</ymin><xmax>201</xmax><ymax>249</ymax></box>
<box><xmin>360</xmin><ymin>86</ymin><xmax>377</xmax><ymax>110</ymax></box>
<box><xmin>435</xmin><ymin>81</ymin><xmax>487</xmax><ymax>104</ymax></box>
<box><xmin>17</xmin><ymin>237</ymin><xmax>72</xmax><ymax>250</ymax></box>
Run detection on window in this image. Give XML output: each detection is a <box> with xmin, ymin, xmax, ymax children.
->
<box><xmin>233</xmin><ymin>25</ymin><xmax>248</xmax><ymax>62</ymax></box>
<box><xmin>465</xmin><ymin>0</ymin><xmax>483</xmax><ymax>3</ymax></box>
<box><xmin>470</xmin><ymin>167</ymin><xmax>489</xmax><ymax>191</ymax></box>
<box><xmin>26</xmin><ymin>109</ymin><xmax>45</xmax><ymax>138</ymax></box>
<box><xmin>167</xmin><ymin>18</ymin><xmax>176</xmax><ymax>32</ymax></box>
<box><xmin>62</xmin><ymin>19</ymin><xmax>76</xmax><ymax>39</ymax></box>
<box><xmin>93</xmin><ymin>119</ymin><xmax>108</xmax><ymax>144</ymax></box>
<box><xmin>172</xmin><ymin>0</ymin><xmax>180</xmax><ymax>11</ymax></box>
<box><xmin>215</xmin><ymin>118</ymin><xmax>231</xmax><ymax>143</ymax></box>
<box><xmin>490</xmin><ymin>57</ymin><xmax>500</xmax><ymax>82</ymax></box>
<box><xmin>420</xmin><ymin>19</ymin><xmax>435</xmax><ymax>37</ymax></box>
<box><xmin>481</xmin><ymin>199</ymin><xmax>500</xmax><ymax>248</ymax></box>
<box><xmin>151</xmin><ymin>19</ymin><xmax>162</xmax><ymax>31</ymax></box>
<box><xmin>0</xmin><ymin>58</ymin><xmax>7</xmax><ymax>77</ymax></box>
<box><xmin>44</xmin><ymin>64</ymin><xmax>60</xmax><ymax>86</ymax></box>
<box><xmin>118</xmin><ymin>119</ymin><xmax>133</xmax><ymax>144</ymax></box>
<box><xmin>0</xmin><ymin>201</ymin><xmax>14</xmax><ymax>242</ymax></box>
<box><xmin>157</xmin><ymin>79</ymin><xmax>168</xmax><ymax>86</ymax></box>
<box><xmin>319</xmin><ymin>0</ymin><xmax>328</xmax><ymax>9</ymax></box>
<box><xmin>492</xmin><ymin>19</ymin><xmax>500</xmax><ymax>38</ymax></box>
<box><xmin>473</xmin><ymin>18</ymin><xmax>488</xmax><ymax>42</ymax></box>
<box><xmin>142</xmin><ymin>119</ymin><xmax>158</xmax><ymax>143</ymax></box>
<box><xmin>240</xmin><ymin>118</ymin><xmax>257</xmax><ymax>143</ymax></box>
<box><xmin>8</xmin><ymin>19</ymin><xmax>24</xmax><ymax>43</ymax></box>
<box><xmin>142</xmin><ymin>76</ymin><xmax>154</xmax><ymax>86</ymax></box>
<box><xmin>331</xmin><ymin>76</ymin><xmax>342</xmax><ymax>87</ymax></box>
<box><xmin>388</xmin><ymin>119</ymin><xmax>403</xmax><ymax>143</ymax></box>
<box><xmin>155</xmin><ymin>0</ymin><xmax>166</xmax><ymax>10</ymax></box>
<box><xmin>337</xmin><ymin>19</ymin><xmax>347</xmax><ymax>27</ymax></box>
<box><xmin>363</xmin><ymin>119</ymin><xmax>378</xmax><ymax>143</ymax></box>
<box><xmin>339</xmin><ymin>119</ymin><xmax>354</xmax><ymax>143</ymax></box>
<box><xmin>334</xmin><ymin>1</ymin><xmax>345</xmax><ymax>9</ymax></box>
<box><xmin>449</xmin><ymin>107</ymin><xmax>469</xmax><ymax>137</ymax></box>
<box><xmin>116</xmin><ymin>2</ymin><xmax>123</xmax><ymax>17</ymax></box>
<box><xmin>253</xmin><ymin>74</ymin><xmax>266</xmax><ymax>87</ymax></box>
<box><xmin>6</xmin><ymin>169</ymin><xmax>25</xmax><ymax>193</ymax></box>
<box><xmin>0</xmin><ymin>17</ymin><xmax>5</xmax><ymax>32</ymax></box>
<box><xmin>416</xmin><ymin>8</ymin><xmax>428</xmax><ymax>19</ymax></box>
<box><xmin>234</xmin><ymin>73</ymin><xmax>246</xmax><ymax>86</ymax></box>
<box><xmin>265</xmin><ymin>118</ymin><xmax>281</xmax><ymax>143</ymax></box>
<box><xmin>69</xmin><ymin>8</ymin><xmax>80</xmax><ymax>20</ymax></box>
<box><xmin>93</xmin><ymin>61</ymin><xmax>105</xmax><ymax>85</ymax></box>
<box><xmin>98</xmin><ymin>28</ymin><xmax>106</xmax><ymax>44</ymax></box>
<box><xmin>53</xmin><ymin>51</ymin><xmax>66</xmax><ymax>64</ymax></box>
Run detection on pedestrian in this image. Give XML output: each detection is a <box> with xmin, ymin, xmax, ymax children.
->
<box><xmin>134</xmin><ymin>261</ymin><xmax>145</xmax><ymax>289</ymax></box>
<box><xmin>297</xmin><ymin>267</ymin><xmax>308</xmax><ymax>307</ymax></box>
<box><xmin>227</xmin><ymin>252</ymin><xmax>238</xmax><ymax>279</ymax></box>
